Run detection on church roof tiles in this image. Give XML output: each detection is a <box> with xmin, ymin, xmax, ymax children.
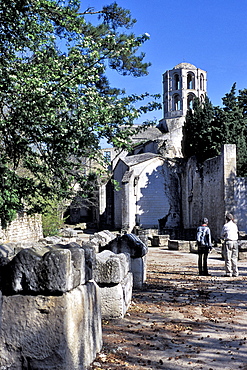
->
<box><xmin>121</xmin><ymin>153</ymin><xmax>160</xmax><ymax>166</ymax></box>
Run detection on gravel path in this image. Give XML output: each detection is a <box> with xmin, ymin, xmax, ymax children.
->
<box><xmin>90</xmin><ymin>247</ymin><xmax>247</xmax><ymax>370</ymax></box>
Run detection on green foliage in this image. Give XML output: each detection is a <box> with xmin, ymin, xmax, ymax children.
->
<box><xmin>221</xmin><ymin>84</ymin><xmax>247</xmax><ymax>176</ymax></box>
<box><xmin>182</xmin><ymin>96</ymin><xmax>226</xmax><ymax>163</ymax></box>
<box><xmin>0</xmin><ymin>0</ymin><xmax>161</xmax><ymax>226</ymax></box>
<box><xmin>0</xmin><ymin>164</ymin><xmax>30</xmax><ymax>227</ymax></box>
<box><xmin>111</xmin><ymin>178</ymin><xmax>121</xmax><ymax>192</ymax></box>
<box><xmin>41</xmin><ymin>198</ymin><xmax>65</xmax><ymax>237</ymax></box>
<box><xmin>182</xmin><ymin>89</ymin><xmax>247</xmax><ymax>176</ymax></box>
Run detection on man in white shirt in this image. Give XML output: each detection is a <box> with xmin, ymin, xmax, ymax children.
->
<box><xmin>221</xmin><ymin>213</ymin><xmax>239</xmax><ymax>277</ymax></box>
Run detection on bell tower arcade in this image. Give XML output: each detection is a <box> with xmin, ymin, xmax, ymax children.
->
<box><xmin>158</xmin><ymin>62</ymin><xmax>207</xmax><ymax>156</ymax></box>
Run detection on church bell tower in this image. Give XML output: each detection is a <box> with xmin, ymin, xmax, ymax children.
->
<box><xmin>158</xmin><ymin>62</ymin><xmax>207</xmax><ymax>156</ymax></box>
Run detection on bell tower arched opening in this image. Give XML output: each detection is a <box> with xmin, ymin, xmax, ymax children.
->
<box><xmin>173</xmin><ymin>94</ymin><xmax>182</xmax><ymax>111</ymax></box>
<box><xmin>187</xmin><ymin>93</ymin><xmax>195</xmax><ymax>110</ymax></box>
<box><xmin>200</xmin><ymin>73</ymin><xmax>205</xmax><ymax>91</ymax></box>
<box><xmin>173</xmin><ymin>73</ymin><xmax>180</xmax><ymax>90</ymax></box>
<box><xmin>187</xmin><ymin>72</ymin><xmax>195</xmax><ymax>89</ymax></box>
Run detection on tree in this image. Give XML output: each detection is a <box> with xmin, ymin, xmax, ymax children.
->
<box><xmin>222</xmin><ymin>84</ymin><xmax>247</xmax><ymax>176</ymax></box>
<box><xmin>0</xmin><ymin>0</ymin><xmax>161</xmax><ymax>226</ymax></box>
<box><xmin>182</xmin><ymin>96</ymin><xmax>226</xmax><ymax>162</ymax></box>
<box><xmin>181</xmin><ymin>86</ymin><xmax>247</xmax><ymax>176</ymax></box>
<box><xmin>237</xmin><ymin>88</ymin><xmax>247</xmax><ymax>175</ymax></box>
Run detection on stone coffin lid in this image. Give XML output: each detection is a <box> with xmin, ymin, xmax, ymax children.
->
<box><xmin>100</xmin><ymin>233</ymin><xmax>148</xmax><ymax>258</ymax></box>
<box><xmin>0</xmin><ymin>242</ymin><xmax>89</xmax><ymax>295</ymax></box>
<box><xmin>89</xmin><ymin>230</ymin><xmax>117</xmax><ymax>247</ymax></box>
<box><xmin>94</xmin><ymin>250</ymin><xmax>131</xmax><ymax>285</ymax></box>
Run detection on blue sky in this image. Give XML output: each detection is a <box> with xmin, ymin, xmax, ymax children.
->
<box><xmin>85</xmin><ymin>0</ymin><xmax>247</xmax><ymax>126</ymax></box>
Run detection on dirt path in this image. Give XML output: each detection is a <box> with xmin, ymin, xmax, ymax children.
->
<box><xmin>90</xmin><ymin>248</ymin><xmax>247</xmax><ymax>370</ymax></box>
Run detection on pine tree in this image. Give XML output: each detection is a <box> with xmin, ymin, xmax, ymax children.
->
<box><xmin>222</xmin><ymin>84</ymin><xmax>247</xmax><ymax>176</ymax></box>
<box><xmin>182</xmin><ymin>96</ymin><xmax>225</xmax><ymax>162</ymax></box>
<box><xmin>182</xmin><ymin>85</ymin><xmax>247</xmax><ymax>176</ymax></box>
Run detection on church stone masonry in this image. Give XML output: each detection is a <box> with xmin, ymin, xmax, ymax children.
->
<box><xmin>158</xmin><ymin>62</ymin><xmax>207</xmax><ymax>156</ymax></box>
<box><xmin>107</xmin><ymin>62</ymin><xmax>247</xmax><ymax>240</ymax></box>
<box><xmin>113</xmin><ymin>153</ymin><xmax>181</xmax><ymax>234</ymax></box>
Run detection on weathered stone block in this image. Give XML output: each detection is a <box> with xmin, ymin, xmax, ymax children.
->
<box><xmin>122</xmin><ymin>272</ymin><xmax>133</xmax><ymax>310</ymax></box>
<box><xmin>151</xmin><ymin>235</ymin><xmax>169</xmax><ymax>248</ymax></box>
<box><xmin>0</xmin><ymin>243</ymin><xmax>16</xmax><ymax>265</ymax></box>
<box><xmin>94</xmin><ymin>250</ymin><xmax>130</xmax><ymax>285</ymax></box>
<box><xmin>136</xmin><ymin>229</ymin><xmax>155</xmax><ymax>247</ymax></box>
<box><xmin>168</xmin><ymin>240</ymin><xmax>190</xmax><ymax>252</ymax></box>
<box><xmin>238</xmin><ymin>241</ymin><xmax>247</xmax><ymax>260</ymax></box>
<box><xmin>131</xmin><ymin>256</ymin><xmax>147</xmax><ymax>289</ymax></box>
<box><xmin>60</xmin><ymin>228</ymin><xmax>78</xmax><ymax>238</ymax></box>
<box><xmin>145</xmin><ymin>229</ymin><xmax>159</xmax><ymax>238</ymax></box>
<box><xmin>94</xmin><ymin>249</ymin><xmax>133</xmax><ymax>319</ymax></box>
<box><xmin>0</xmin><ymin>282</ymin><xmax>102</xmax><ymax>370</ymax></box>
<box><xmin>103</xmin><ymin>233</ymin><xmax>148</xmax><ymax>258</ymax></box>
<box><xmin>100</xmin><ymin>272</ymin><xmax>133</xmax><ymax>319</ymax></box>
<box><xmin>39</xmin><ymin>235</ymin><xmax>63</xmax><ymax>245</ymax></box>
<box><xmin>238</xmin><ymin>240</ymin><xmax>247</xmax><ymax>251</ymax></box>
<box><xmin>99</xmin><ymin>234</ymin><xmax>148</xmax><ymax>290</ymax></box>
<box><xmin>238</xmin><ymin>252</ymin><xmax>247</xmax><ymax>260</ymax></box>
<box><xmin>151</xmin><ymin>236</ymin><xmax>159</xmax><ymax>247</ymax></box>
<box><xmin>90</xmin><ymin>230</ymin><xmax>116</xmax><ymax>247</ymax></box>
<box><xmin>0</xmin><ymin>243</ymin><xmax>87</xmax><ymax>295</ymax></box>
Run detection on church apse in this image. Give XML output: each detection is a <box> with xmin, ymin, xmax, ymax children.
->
<box><xmin>135</xmin><ymin>161</ymin><xmax>181</xmax><ymax>231</ymax></box>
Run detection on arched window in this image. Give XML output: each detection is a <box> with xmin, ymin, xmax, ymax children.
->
<box><xmin>200</xmin><ymin>74</ymin><xmax>204</xmax><ymax>90</ymax></box>
<box><xmin>187</xmin><ymin>93</ymin><xmax>195</xmax><ymax>109</ymax></box>
<box><xmin>200</xmin><ymin>94</ymin><xmax>205</xmax><ymax>103</ymax></box>
<box><xmin>173</xmin><ymin>73</ymin><xmax>180</xmax><ymax>90</ymax></box>
<box><xmin>173</xmin><ymin>94</ymin><xmax>181</xmax><ymax>111</ymax></box>
<box><xmin>187</xmin><ymin>73</ymin><xmax>195</xmax><ymax>89</ymax></box>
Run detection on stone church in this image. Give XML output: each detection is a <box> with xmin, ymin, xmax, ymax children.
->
<box><xmin>100</xmin><ymin>63</ymin><xmax>247</xmax><ymax>241</ymax></box>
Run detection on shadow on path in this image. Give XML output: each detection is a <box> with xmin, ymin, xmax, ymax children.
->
<box><xmin>90</xmin><ymin>248</ymin><xmax>247</xmax><ymax>370</ymax></box>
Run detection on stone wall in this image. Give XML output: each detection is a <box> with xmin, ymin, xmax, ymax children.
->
<box><xmin>112</xmin><ymin>144</ymin><xmax>246</xmax><ymax>240</ymax></box>
<box><xmin>136</xmin><ymin>159</ymin><xmax>181</xmax><ymax>230</ymax></box>
<box><xmin>0</xmin><ymin>212</ymin><xmax>43</xmax><ymax>243</ymax></box>
<box><xmin>182</xmin><ymin>145</ymin><xmax>237</xmax><ymax>241</ymax></box>
<box><xmin>235</xmin><ymin>177</ymin><xmax>247</xmax><ymax>233</ymax></box>
<box><xmin>200</xmin><ymin>150</ymin><xmax>226</xmax><ymax>239</ymax></box>
<box><xmin>113</xmin><ymin>155</ymin><xmax>181</xmax><ymax>232</ymax></box>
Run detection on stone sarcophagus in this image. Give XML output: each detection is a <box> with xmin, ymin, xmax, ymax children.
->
<box><xmin>99</xmin><ymin>233</ymin><xmax>148</xmax><ymax>289</ymax></box>
<box><xmin>94</xmin><ymin>250</ymin><xmax>133</xmax><ymax>319</ymax></box>
<box><xmin>0</xmin><ymin>243</ymin><xmax>87</xmax><ymax>295</ymax></box>
<box><xmin>0</xmin><ymin>242</ymin><xmax>102</xmax><ymax>370</ymax></box>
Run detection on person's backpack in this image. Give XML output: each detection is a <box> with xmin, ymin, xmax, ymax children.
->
<box><xmin>197</xmin><ymin>226</ymin><xmax>209</xmax><ymax>246</ymax></box>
